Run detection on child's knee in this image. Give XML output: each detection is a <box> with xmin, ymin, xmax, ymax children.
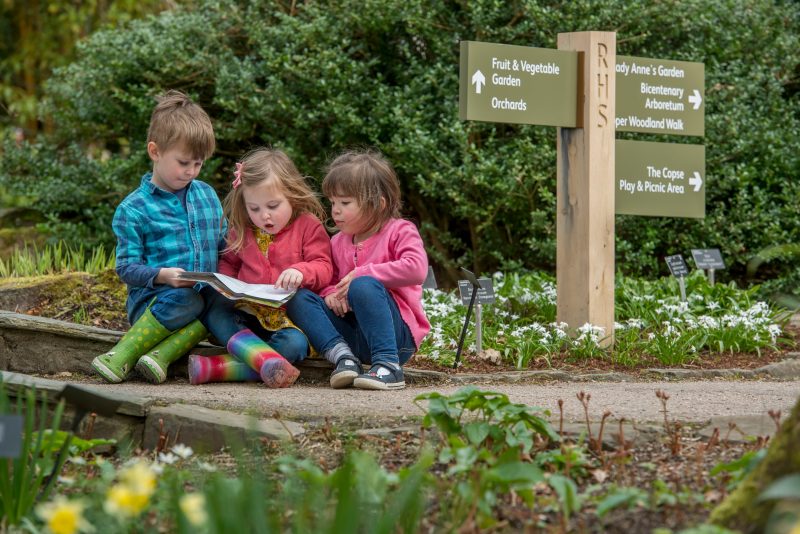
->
<box><xmin>348</xmin><ymin>276</ymin><xmax>382</xmax><ymax>300</ymax></box>
<box><xmin>286</xmin><ymin>288</ymin><xmax>320</xmax><ymax>314</ymax></box>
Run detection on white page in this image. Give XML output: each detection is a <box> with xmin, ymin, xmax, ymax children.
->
<box><xmin>212</xmin><ymin>272</ymin><xmax>294</xmax><ymax>299</ymax></box>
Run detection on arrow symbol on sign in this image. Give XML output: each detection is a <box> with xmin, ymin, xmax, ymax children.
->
<box><xmin>472</xmin><ymin>70</ymin><xmax>485</xmax><ymax>94</ymax></box>
<box><xmin>689</xmin><ymin>172</ymin><xmax>703</xmax><ymax>192</ymax></box>
<box><xmin>688</xmin><ymin>89</ymin><xmax>702</xmax><ymax>110</ymax></box>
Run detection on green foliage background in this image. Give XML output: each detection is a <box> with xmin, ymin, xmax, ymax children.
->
<box><xmin>1</xmin><ymin>0</ymin><xmax>799</xmax><ymax>289</ymax></box>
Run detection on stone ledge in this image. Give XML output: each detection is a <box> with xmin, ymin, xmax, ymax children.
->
<box><xmin>1</xmin><ymin>371</ymin><xmax>304</xmax><ymax>452</ymax></box>
<box><xmin>143</xmin><ymin>404</ymin><xmax>305</xmax><ymax>452</ymax></box>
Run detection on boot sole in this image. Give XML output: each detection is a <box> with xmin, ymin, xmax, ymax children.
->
<box><xmin>260</xmin><ymin>359</ymin><xmax>300</xmax><ymax>388</ymax></box>
<box><xmin>136</xmin><ymin>356</ymin><xmax>167</xmax><ymax>384</ymax></box>
<box><xmin>187</xmin><ymin>354</ymin><xmax>206</xmax><ymax>385</ymax></box>
<box><xmin>91</xmin><ymin>357</ymin><xmax>124</xmax><ymax>383</ymax></box>
<box><xmin>330</xmin><ymin>369</ymin><xmax>359</xmax><ymax>389</ymax></box>
<box><xmin>353</xmin><ymin>377</ymin><xmax>406</xmax><ymax>390</ymax></box>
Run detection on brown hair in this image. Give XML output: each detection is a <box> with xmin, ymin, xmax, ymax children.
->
<box><xmin>322</xmin><ymin>149</ymin><xmax>401</xmax><ymax>235</ymax></box>
<box><xmin>147</xmin><ymin>90</ymin><xmax>215</xmax><ymax>160</ymax></box>
<box><xmin>223</xmin><ymin>148</ymin><xmax>326</xmax><ymax>252</ymax></box>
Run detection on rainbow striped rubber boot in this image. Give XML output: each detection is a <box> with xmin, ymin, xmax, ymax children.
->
<box><xmin>136</xmin><ymin>320</ymin><xmax>208</xmax><ymax>384</ymax></box>
<box><xmin>227</xmin><ymin>329</ymin><xmax>300</xmax><ymax>388</ymax></box>
<box><xmin>187</xmin><ymin>353</ymin><xmax>260</xmax><ymax>385</ymax></box>
<box><xmin>91</xmin><ymin>308</ymin><xmax>171</xmax><ymax>383</ymax></box>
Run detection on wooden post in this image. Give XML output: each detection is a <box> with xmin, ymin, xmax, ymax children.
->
<box><xmin>556</xmin><ymin>31</ymin><xmax>616</xmax><ymax>345</ymax></box>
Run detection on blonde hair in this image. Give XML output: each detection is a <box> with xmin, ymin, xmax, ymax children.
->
<box><xmin>223</xmin><ymin>148</ymin><xmax>326</xmax><ymax>252</ymax></box>
<box><xmin>147</xmin><ymin>90</ymin><xmax>215</xmax><ymax>160</ymax></box>
<box><xmin>322</xmin><ymin>149</ymin><xmax>402</xmax><ymax>235</ymax></box>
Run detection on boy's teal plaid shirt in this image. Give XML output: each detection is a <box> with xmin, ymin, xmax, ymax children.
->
<box><xmin>113</xmin><ymin>173</ymin><xmax>227</xmax><ymax>287</ymax></box>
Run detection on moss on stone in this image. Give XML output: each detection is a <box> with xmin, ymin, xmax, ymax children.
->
<box><xmin>0</xmin><ymin>269</ymin><xmax>128</xmax><ymax>329</ymax></box>
<box><xmin>709</xmin><ymin>397</ymin><xmax>800</xmax><ymax>532</ymax></box>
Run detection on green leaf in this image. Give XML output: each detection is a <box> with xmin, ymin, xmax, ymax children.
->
<box><xmin>758</xmin><ymin>474</ymin><xmax>800</xmax><ymax>502</ymax></box>
<box><xmin>596</xmin><ymin>487</ymin><xmax>648</xmax><ymax>518</ymax></box>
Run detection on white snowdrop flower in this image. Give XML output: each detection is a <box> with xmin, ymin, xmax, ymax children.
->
<box><xmin>614</xmin><ymin>322</ymin><xmax>625</xmax><ymax>330</ymax></box>
<box><xmin>172</xmin><ymin>444</ymin><xmax>194</xmax><ymax>459</ymax></box>
<box><xmin>511</xmin><ymin>314</ymin><xmax>520</xmax><ymax>321</ymax></box>
<box><xmin>157</xmin><ymin>452</ymin><xmax>179</xmax><ymax>465</ymax></box>
<box><xmin>197</xmin><ymin>461</ymin><xmax>217</xmax><ymax>472</ymax></box>
<box><xmin>493</xmin><ymin>271</ymin><xmax>504</xmax><ymax>280</ymax></box>
<box><xmin>768</xmin><ymin>324</ymin><xmax>782</xmax><ymax>341</ymax></box>
<box><xmin>706</xmin><ymin>301</ymin><xmax>720</xmax><ymax>310</ymax></box>
<box><xmin>648</xmin><ymin>332</ymin><xmax>656</xmax><ymax>340</ymax></box>
<box><xmin>689</xmin><ymin>346</ymin><xmax>697</xmax><ymax>352</ymax></box>
<box><xmin>151</xmin><ymin>462</ymin><xmax>165</xmax><ymax>475</ymax></box>
<box><xmin>627</xmin><ymin>318</ymin><xmax>645</xmax><ymax>329</ymax></box>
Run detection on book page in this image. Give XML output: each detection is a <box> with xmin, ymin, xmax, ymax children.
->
<box><xmin>212</xmin><ymin>273</ymin><xmax>294</xmax><ymax>300</ymax></box>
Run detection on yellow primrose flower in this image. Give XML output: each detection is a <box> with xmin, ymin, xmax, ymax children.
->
<box><xmin>118</xmin><ymin>461</ymin><xmax>157</xmax><ymax>496</ymax></box>
<box><xmin>789</xmin><ymin>518</ymin><xmax>800</xmax><ymax>534</ymax></box>
<box><xmin>104</xmin><ymin>484</ymin><xmax>151</xmax><ymax>517</ymax></box>
<box><xmin>179</xmin><ymin>493</ymin><xmax>208</xmax><ymax>526</ymax></box>
<box><xmin>36</xmin><ymin>495</ymin><xmax>93</xmax><ymax>534</ymax></box>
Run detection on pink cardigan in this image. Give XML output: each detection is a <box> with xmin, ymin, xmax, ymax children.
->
<box><xmin>219</xmin><ymin>212</ymin><xmax>333</xmax><ymax>292</ymax></box>
<box><xmin>321</xmin><ymin>218</ymin><xmax>430</xmax><ymax>349</ymax></box>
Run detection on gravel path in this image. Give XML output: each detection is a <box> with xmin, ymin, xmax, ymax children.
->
<box><xmin>78</xmin><ymin>378</ymin><xmax>800</xmax><ymax>424</ymax></box>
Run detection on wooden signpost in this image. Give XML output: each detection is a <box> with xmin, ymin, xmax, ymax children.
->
<box><xmin>459</xmin><ymin>32</ymin><xmax>706</xmax><ymax>346</ymax></box>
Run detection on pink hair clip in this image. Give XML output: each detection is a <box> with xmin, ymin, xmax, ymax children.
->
<box><xmin>232</xmin><ymin>162</ymin><xmax>243</xmax><ymax>189</ymax></box>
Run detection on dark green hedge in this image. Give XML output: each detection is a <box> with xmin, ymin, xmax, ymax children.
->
<box><xmin>2</xmin><ymin>0</ymin><xmax>799</xmax><ymax>290</ymax></box>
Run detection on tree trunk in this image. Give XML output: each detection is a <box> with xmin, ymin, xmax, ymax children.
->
<box><xmin>709</xmin><ymin>394</ymin><xmax>800</xmax><ymax>532</ymax></box>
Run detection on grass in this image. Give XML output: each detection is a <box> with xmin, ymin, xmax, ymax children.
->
<box><xmin>0</xmin><ymin>241</ymin><xmax>115</xmax><ymax>278</ymax></box>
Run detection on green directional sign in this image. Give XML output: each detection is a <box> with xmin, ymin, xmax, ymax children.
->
<box><xmin>616</xmin><ymin>55</ymin><xmax>704</xmax><ymax>136</ymax></box>
<box><xmin>616</xmin><ymin>140</ymin><xmax>705</xmax><ymax>218</ymax></box>
<box><xmin>459</xmin><ymin>40</ymin><xmax>579</xmax><ymax>127</ymax></box>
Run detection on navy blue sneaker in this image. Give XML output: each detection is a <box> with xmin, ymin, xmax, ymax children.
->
<box><xmin>330</xmin><ymin>356</ymin><xmax>363</xmax><ymax>389</ymax></box>
<box><xmin>353</xmin><ymin>363</ymin><xmax>405</xmax><ymax>390</ymax></box>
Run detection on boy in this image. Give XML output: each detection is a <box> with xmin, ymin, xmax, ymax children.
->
<box><xmin>92</xmin><ymin>90</ymin><xmax>227</xmax><ymax>384</ymax></box>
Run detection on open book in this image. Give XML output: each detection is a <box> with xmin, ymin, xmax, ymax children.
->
<box><xmin>177</xmin><ymin>272</ymin><xmax>295</xmax><ymax>308</ymax></box>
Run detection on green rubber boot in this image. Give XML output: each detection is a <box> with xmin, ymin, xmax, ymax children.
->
<box><xmin>92</xmin><ymin>308</ymin><xmax>171</xmax><ymax>383</ymax></box>
<box><xmin>135</xmin><ymin>320</ymin><xmax>208</xmax><ymax>384</ymax></box>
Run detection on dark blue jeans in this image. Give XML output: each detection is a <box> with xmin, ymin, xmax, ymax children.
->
<box><xmin>128</xmin><ymin>285</ymin><xmax>307</xmax><ymax>363</ymax></box>
<box><xmin>286</xmin><ymin>276</ymin><xmax>415</xmax><ymax>368</ymax></box>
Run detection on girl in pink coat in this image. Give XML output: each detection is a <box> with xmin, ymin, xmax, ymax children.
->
<box><xmin>287</xmin><ymin>150</ymin><xmax>430</xmax><ymax>390</ymax></box>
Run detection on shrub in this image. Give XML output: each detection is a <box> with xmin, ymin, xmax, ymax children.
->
<box><xmin>3</xmin><ymin>0</ymin><xmax>799</xmax><ymax>288</ymax></box>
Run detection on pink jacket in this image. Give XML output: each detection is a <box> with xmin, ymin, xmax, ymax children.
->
<box><xmin>321</xmin><ymin>218</ymin><xmax>430</xmax><ymax>349</ymax></box>
<box><xmin>219</xmin><ymin>212</ymin><xmax>333</xmax><ymax>292</ymax></box>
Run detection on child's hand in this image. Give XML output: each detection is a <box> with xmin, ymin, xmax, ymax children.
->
<box><xmin>157</xmin><ymin>267</ymin><xmax>195</xmax><ymax>288</ymax></box>
<box><xmin>324</xmin><ymin>293</ymin><xmax>349</xmax><ymax>317</ymax></box>
<box><xmin>333</xmin><ymin>271</ymin><xmax>355</xmax><ymax>301</ymax></box>
<box><xmin>275</xmin><ymin>268</ymin><xmax>304</xmax><ymax>290</ymax></box>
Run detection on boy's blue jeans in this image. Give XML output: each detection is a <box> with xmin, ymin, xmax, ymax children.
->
<box><xmin>286</xmin><ymin>276</ymin><xmax>415</xmax><ymax>368</ymax></box>
<box><xmin>127</xmin><ymin>284</ymin><xmax>307</xmax><ymax>363</ymax></box>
